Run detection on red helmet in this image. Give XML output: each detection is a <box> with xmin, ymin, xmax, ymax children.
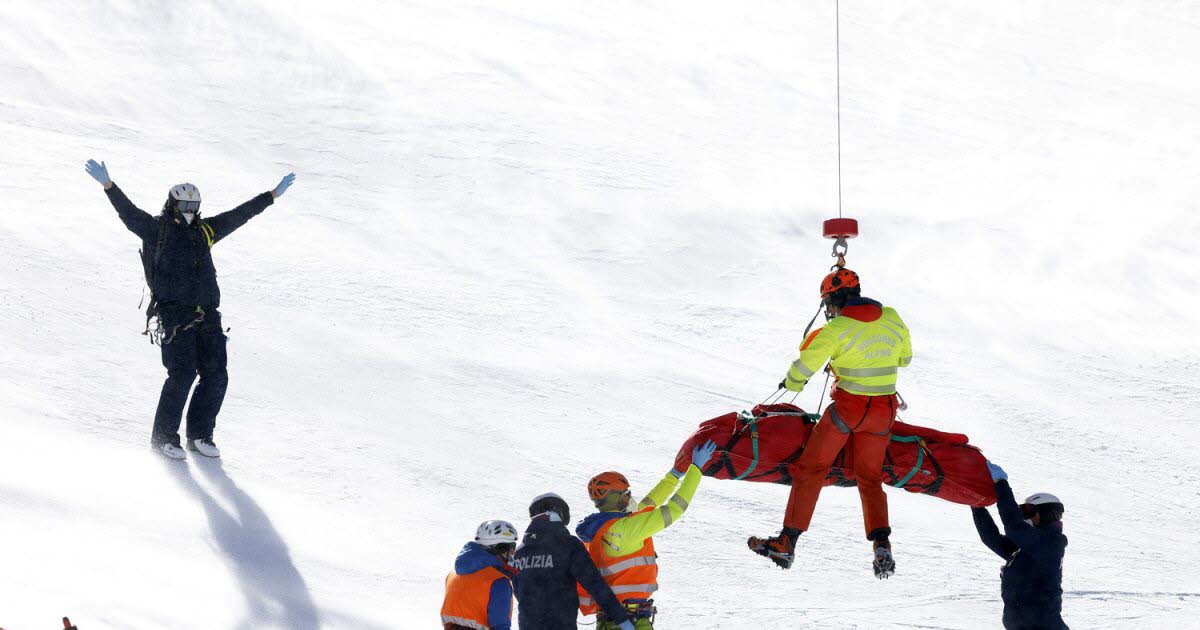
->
<box><xmin>820</xmin><ymin>268</ymin><xmax>860</xmax><ymax>298</ymax></box>
<box><xmin>588</xmin><ymin>472</ymin><xmax>630</xmax><ymax>502</ymax></box>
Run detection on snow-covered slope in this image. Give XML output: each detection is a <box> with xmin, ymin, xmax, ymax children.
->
<box><xmin>2</xmin><ymin>1</ymin><xmax>1198</xmax><ymax>628</ymax></box>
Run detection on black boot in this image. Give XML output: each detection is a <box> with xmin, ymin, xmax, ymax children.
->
<box><xmin>872</xmin><ymin>539</ymin><xmax>895</xmax><ymax>579</ymax></box>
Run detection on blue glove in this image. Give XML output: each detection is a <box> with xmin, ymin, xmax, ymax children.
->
<box><xmin>619</xmin><ymin>621</ymin><xmax>635</xmax><ymax>630</ymax></box>
<box><xmin>986</xmin><ymin>460</ymin><xmax>1007</xmax><ymax>482</ymax></box>
<box><xmin>85</xmin><ymin>159</ymin><xmax>111</xmax><ymax>186</ymax></box>
<box><xmin>691</xmin><ymin>439</ymin><xmax>718</xmax><ymax>470</ymax></box>
<box><xmin>272</xmin><ymin>172</ymin><xmax>295</xmax><ymax>198</ymax></box>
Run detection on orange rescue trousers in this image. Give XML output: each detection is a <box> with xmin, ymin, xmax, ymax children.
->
<box><xmin>784</xmin><ymin>390</ymin><xmax>897</xmax><ymax>539</ymax></box>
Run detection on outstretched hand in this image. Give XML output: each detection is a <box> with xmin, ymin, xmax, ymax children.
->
<box><xmin>85</xmin><ymin>159</ymin><xmax>111</xmax><ymax>187</ymax></box>
<box><xmin>691</xmin><ymin>439</ymin><xmax>718</xmax><ymax>470</ymax></box>
<box><xmin>272</xmin><ymin>172</ymin><xmax>296</xmax><ymax>198</ymax></box>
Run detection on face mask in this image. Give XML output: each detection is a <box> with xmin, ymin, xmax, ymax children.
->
<box><xmin>182</xmin><ymin>212</ymin><xmax>196</xmax><ymax>224</ymax></box>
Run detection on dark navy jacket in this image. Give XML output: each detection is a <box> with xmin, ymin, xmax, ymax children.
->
<box><xmin>973</xmin><ymin>480</ymin><xmax>1069</xmax><ymax>630</ymax></box>
<box><xmin>106</xmin><ymin>184</ymin><xmax>273</xmax><ymax>308</ymax></box>
<box><xmin>452</xmin><ymin>542</ymin><xmax>516</xmax><ymax>630</ymax></box>
<box><xmin>512</xmin><ymin>515</ymin><xmax>629</xmax><ymax>629</ymax></box>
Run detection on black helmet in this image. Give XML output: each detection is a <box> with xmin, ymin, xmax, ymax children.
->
<box><xmin>529</xmin><ymin>492</ymin><xmax>570</xmax><ymax>522</ymax></box>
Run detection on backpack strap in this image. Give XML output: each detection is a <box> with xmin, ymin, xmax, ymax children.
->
<box><xmin>199</xmin><ymin>222</ymin><xmax>215</xmax><ymax>248</ymax></box>
<box><xmin>141</xmin><ymin>216</ymin><xmax>170</xmax><ymax>341</ymax></box>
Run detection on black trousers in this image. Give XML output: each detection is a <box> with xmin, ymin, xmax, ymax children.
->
<box><xmin>151</xmin><ymin>307</ymin><xmax>228</xmax><ymax>446</ymax></box>
<box><xmin>1004</xmin><ymin>607</ymin><xmax>1068</xmax><ymax>630</ymax></box>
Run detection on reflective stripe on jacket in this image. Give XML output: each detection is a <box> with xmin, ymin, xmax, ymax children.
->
<box><xmin>784</xmin><ymin>298</ymin><xmax>912</xmax><ymax>396</ymax></box>
<box><xmin>577</xmin><ymin>507</ymin><xmax>659</xmax><ymax>614</ymax></box>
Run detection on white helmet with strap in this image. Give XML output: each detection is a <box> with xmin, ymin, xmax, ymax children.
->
<box><xmin>475</xmin><ymin>520</ymin><xmax>519</xmax><ymax>547</ymax></box>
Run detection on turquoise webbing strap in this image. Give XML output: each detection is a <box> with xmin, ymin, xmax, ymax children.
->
<box><xmin>732</xmin><ymin>413</ymin><xmax>761</xmax><ymax>481</ymax></box>
<box><xmin>888</xmin><ymin>435</ymin><xmax>925</xmax><ymax>488</ymax></box>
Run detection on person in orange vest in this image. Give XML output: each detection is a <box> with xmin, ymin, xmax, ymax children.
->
<box><xmin>575</xmin><ymin>439</ymin><xmax>717</xmax><ymax>629</ymax></box>
<box><xmin>441</xmin><ymin>520</ymin><xmax>520</xmax><ymax>630</ymax></box>
<box><xmin>748</xmin><ymin>268</ymin><xmax>912</xmax><ymax>578</ymax></box>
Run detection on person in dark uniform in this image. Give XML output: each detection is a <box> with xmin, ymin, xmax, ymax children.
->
<box><xmin>85</xmin><ymin>159</ymin><xmax>295</xmax><ymax>460</ymax></box>
<box><xmin>512</xmin><ymin>493</ymin><xmax>634</xmax><ymax>630</ymax></box>
<box><xmin>973</xmin><ymin>461</ymin><xmax>1069</xmax><ymax>630</ymax></box>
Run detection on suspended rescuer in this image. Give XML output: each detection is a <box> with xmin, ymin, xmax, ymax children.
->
<box><xmin>84</xmin><ymin>159</ymin><xmax>295</xmax><ymax>460</ymax></box>
<box><xmin>748</xmin><ymin>268</ymin><xmax>912</xmax><ymax>578</ymax></box>
<box><xmin>973</xmin><ymin>462</ymin><xmax>1069</xmax><ymax>630</ymax></box>
<box><xmin>575</xmin><ymin>439</ymin><xmax>718</xmax><ymax>629</ymax></box>
<box><xmin>440</xmin><ymin>520</ymin><xmax>520</xmax><ymax>630</ymax></box>
<box><xmin>512</xmin><ymin>493</ymin><xmax>635</xmax><ymax>630</ymax></box>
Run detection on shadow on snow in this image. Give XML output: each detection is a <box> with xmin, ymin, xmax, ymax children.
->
<box><xmin>167</xmin><ymin>458</ymin><xmax>321</xmax><ymax>630</ymax></box>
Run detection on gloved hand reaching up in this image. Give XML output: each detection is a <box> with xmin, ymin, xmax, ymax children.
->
<box><xmin>672</xmin><ymin>438</ymin><xmax>719</xmax><ymax>479</ymax></box>
<box><xmin>692</xmin><ymin>439</ymin><xmax>718</xmax><ymax>470</ymax></box>
<box><xmin>986</xmin><ymin>460</ymin><xmax>1007</xmax><ymax>483</ymax></box>
<box><xmin>272</xmin><ymin>172</ymin><xmax>296</xmax><ymax>198</ymax></box>
<box><xmin>85</xmin><ymin>159</ymin><xmax>111</xmax><ymax>187</ymax></box>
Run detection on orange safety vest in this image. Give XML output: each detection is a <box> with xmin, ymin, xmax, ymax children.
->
<box><xmin>441</xmin><ymin>566</ymin><xmax>509</xmax><ymax>630</ymax></box>
<box><xmin>578</xmin><ymin>507</ymin><xmax>659</xmax><ymax>615</ymax></box>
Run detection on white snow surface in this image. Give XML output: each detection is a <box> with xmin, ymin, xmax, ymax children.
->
<box><xmin>2</xmin><ymin>1</ymin><xmax>1199</xmax><ymax>628</ymax></box>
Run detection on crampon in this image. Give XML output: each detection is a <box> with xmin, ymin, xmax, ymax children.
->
<box><xmin>748</xmin><ymin>533</ymin><xmax>795</xmax><ymax>570</ymax></box>
<box><xmin>873</xmin><ymin>546</ymin><xmax>896</xmax><ymax>579</ymax></box>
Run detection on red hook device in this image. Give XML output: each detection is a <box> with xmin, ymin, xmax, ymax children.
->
<box><xmin>822</xmin><ymin>217</ymin><xmax>858</xmax><ymax>268</ymax></box>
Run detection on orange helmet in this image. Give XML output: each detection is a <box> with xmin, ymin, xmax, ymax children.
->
<box><xmin>587</xmin><ymin>472</ymin><xmax>630</xmax><ymax>502</ymax></box>
<box><xmin>820</xmin><ymin>268</ymin><xmax>860</xmax><ymax>298</ymax></box>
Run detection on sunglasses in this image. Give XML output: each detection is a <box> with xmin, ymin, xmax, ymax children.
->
<box><xmin>175</xmin><ymin>199</ymin><xmax>201</xmax><ymax>212</ymax></box>
<box><xmin>1019</xmin><ymin>504</ymin><xmax>1038</xmax><ymax>519</ymax></box>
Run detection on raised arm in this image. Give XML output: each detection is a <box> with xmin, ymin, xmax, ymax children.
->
<box><xmin>202</xmin><ymin>172</ymin><xmax>294</xmax><ymax>244</ymax></box>
<box><xmin>986</xmin><ymin>463</ymin><xmax>1038</xmax><ymax>547</ymax></box>
<box><xmin>972</xmin><ymin>507</ymin><xmax>1017</xmax><ymax>560</ymax></box>
<box><xmin>86</xmin><ymin>159</ymin><xmax>156</xmax><ymax>240</ymax></box>
<box><xmin>605</xmin><ymin>441</ymin><xmax>715</xmax><ymax>556</ymax></box>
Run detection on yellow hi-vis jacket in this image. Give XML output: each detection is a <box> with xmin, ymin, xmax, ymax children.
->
<box><xmin>576</xmin><ymin>466</ymin><xmax>702</xmax><ymax>613</ymax></box>
<box><xmin>783</xmin><ymin>300</ymin><xmax>912</xmax><ymax>396</ymax></box>
<box><xmin>601</xmin><ymin>465</ymin><xmax>702</xmax><ymax>557</ymax></box>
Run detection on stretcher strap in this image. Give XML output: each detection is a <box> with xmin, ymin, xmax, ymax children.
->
<box><xmin>888</xmin><ymin>435</ymin><xmax>925</xmax><ymax>488</ymax></box>
<box><xmin>732</xmin><ymin>412</ymin><xmax>760</xmax><ymax>480</ymax></box>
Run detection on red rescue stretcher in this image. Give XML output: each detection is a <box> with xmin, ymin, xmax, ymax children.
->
<box><xmin>672</xmin><ymin>403</ymin><xmax>997</xmax><ymax>507</ymax></box>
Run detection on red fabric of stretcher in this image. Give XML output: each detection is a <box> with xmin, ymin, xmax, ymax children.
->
<box><xmin>672</xmin><ymin>403</ymin><xmax>996</xmax><ymax>507</ymax></box>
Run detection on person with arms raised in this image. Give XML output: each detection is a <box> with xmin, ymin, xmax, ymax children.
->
<box><xmin>84</xmin><ymin>159</ymin><xmax>294</xmax><ymax>460</ymax></box>
<box><xmin>973</xmin><ymin>462</ymin><xmax>1069</xmax><ymax>630</ymax></box>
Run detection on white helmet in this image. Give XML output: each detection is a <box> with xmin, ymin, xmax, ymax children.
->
<box><xmin>475</xmin><ymin>520</ymin><xmax>519</xmax><ymax>547</ymax></box>
<box><xmin>1021</xmin><ymin>492</ymin><xmax>1065</xmax><ymax>523</ymax></box>
<box><xmin>1023</xmin><ymin>492</ymin><xmax>1062</xmax><ymax>506</ymax></box>
<box><xmin>169</xmin><ymin>183</ymin><xmax>202</xmax><ymax>212</ymax></box>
